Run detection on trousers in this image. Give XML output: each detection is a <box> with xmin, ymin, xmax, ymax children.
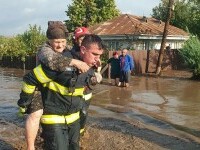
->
<box><xmin>41</xmin><ymin>119</ymin><xmax>80</xmax><ymax>150</ymax></box>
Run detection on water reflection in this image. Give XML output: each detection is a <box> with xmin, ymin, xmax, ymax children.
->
<box><xmin>93</xmin><ymin>77</ymin><xmax>200</xmax><ymax>132</ymax></box>
<box><xmin>109</xmin><ymin>88</ymin><xmax>132</xmax><ymax>106</ymax></box>
<box><xmin>0</xmin><ymin>67</ymin><xmax>22</xmax><ymax>107</ymax></box>
<box><xmin>93</xmin><ymin>87</ymin><xmax>133</xmax><ymax>113</ymax></box>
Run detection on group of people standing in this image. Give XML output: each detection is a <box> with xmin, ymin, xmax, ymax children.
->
<box><xmin>107</xmin><ymin>49</ymin><xmax>134</xmax><ymax>87</ymax></box>
<box><xmin>18</xmin><ymin>21</ymin><xmax>103</xmax><ymax>150</ymax></box>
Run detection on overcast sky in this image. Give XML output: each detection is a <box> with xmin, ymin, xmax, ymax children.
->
<box><xmin>0</xmin><ymin>0</ymin><xmax>161</xmax><ymax>36</ymax></box>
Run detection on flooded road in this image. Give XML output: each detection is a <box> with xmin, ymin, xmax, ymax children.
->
<box><xmin>0</xmin><ymin>68</ymin><xmax>23</xmax><ymax>120</ymax></box>
<box><xmin>91</xmin><ymin>77</ymin><xmax>200</xmax><ymax>142</ymax></box>
<box><xmin>0</xmin><ymin>67</ymin><xmax>200</xmax><ymax>149</ymax></box>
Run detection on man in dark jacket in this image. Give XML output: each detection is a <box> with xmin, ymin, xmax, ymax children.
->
<box><xmin>107</xmin><ymin>51</ymin><xmax>120</xmax><ymax>86</ymax></box>
<box><xmin>71</xmin><ymin>27</ymin><xmax>99</xmax><ymax>135</ymax></box>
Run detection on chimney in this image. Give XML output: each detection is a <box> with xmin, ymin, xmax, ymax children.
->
<box><xmin>143</xmin><ymin>16</ymin><xmax>148</xmax><ymax>22</ymax></box>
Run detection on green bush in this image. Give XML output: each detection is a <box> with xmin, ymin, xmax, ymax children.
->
<box><xmin>179</xmin><ymin>36</ymin><xmax>200</xmax><ymax>79</ymax></box>
<box><xmin>0</xmin><ymin>36</ymin><xmax>29</xmax><ymax>62</ymax></box>
<box><xmin>0</xmin><ymin>36</ymin><xmax>9</xmax><ymax>57</ymax></box>
<box><xmin>18</xmin><ymin>24</ymin><xmax>46</xmax><ymax>56</ymax></box>
<box><xmin>0</xmin><ymin>25</ymin><xmax>46</xmax><ymax>62</ymax></box>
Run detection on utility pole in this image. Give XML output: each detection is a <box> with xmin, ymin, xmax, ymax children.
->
<box><xmin>156</xmin><ymin>0</ymin><xmax>174</xmax><ymax>75</ymax></box>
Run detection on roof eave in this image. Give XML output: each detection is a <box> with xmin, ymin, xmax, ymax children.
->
<box><xmin>98</xmin><ymin>34</ymin><xmax>189</xmax><ymax>41</ymax></box>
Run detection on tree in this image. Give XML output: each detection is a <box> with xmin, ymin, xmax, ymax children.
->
<box><xmin>152</xmin><ymin>0</ymin><xmax>200</xmax><ymax>38</ymax></box>
<box><xmin>0</xmin><ymin>36</ymin><xmax>27</xmax><ymax>62</ymax></box>
<box><xmin>18</xmin><ymin>24</ymin><xmax>46</xmax><ymax>56</ymax></box>
<box><xmin>179</xmin><ymin>36</ymin><xmax>200</xmax><ymax>79</ymax></box>
<box><xmin>95</xmin><ymin>0</ymin><xmax>120</xmax><ymax>23</ymax></box>
<box><xmin>0</xmin><ymin>36</ymin><xmax>8</xmax><ymax>57</ymax></box>
<box><xmin>65</xmin><ymin>0</ymin><xmax>120</xmax><ymax>32</ymax></box>
<box><xmin>152</xmin><ymin>0</ymin><xmax>168</xmax><ymax>21</ymax></box>
<box><xmin>0</xmin><ymin>25</ymin><xmax>46</xmax><ymax>61</ymax></box>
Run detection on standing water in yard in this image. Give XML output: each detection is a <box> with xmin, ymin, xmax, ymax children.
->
<box><xmin>91</xmin><ymin>76</ymin><xmax>200</xmax><ymax>140</ymax></box>
<box><xmin>0</xmin><ymin>67</ymin><xmax>200</xmax><ymax>149</ymax></box>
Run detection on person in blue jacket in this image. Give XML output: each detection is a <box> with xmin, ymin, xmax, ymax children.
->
<box><xmin>118</xmin><ymin>49</ymin><xmax>134</xmax><ymax>87</ymax></box>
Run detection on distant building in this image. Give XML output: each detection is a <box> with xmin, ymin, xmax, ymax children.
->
<box><xmin>89</xmin><ymin>14</ymin><xmax>189</xmax><ymax>50</ymax></box>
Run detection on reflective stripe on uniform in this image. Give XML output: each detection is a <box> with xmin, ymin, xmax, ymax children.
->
<box><xmin>41</xmin><ymin>111</ymin><xmax>80</xmax><ymax>124</ymax></box>
<box><xmin>22</xmin><ymin>82</ymin><xmax>36</xmax><ymax>94</ymax></box>
<box><xmin>43</xmin><ymin>81</ymin><xmax>84</xmax><ymax>96</ymax></box>
<box><xmin>33</xmin><ymin>65</ymin><xmax>52</xmax><ymax>83</ymax></box>
<box><xmin>82</xmin><ymin>93</ymin><xmax>92</xmax><ymax>101</ymax></box>
<box><xmin>80</xmin><ymin>128</ymin><xmax>85</xmax><ymax>134</ymax></box>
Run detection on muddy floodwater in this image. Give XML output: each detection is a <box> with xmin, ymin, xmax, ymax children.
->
<box><xmin>0</xmin><ymin>67</ymin><xmax>200</xmax><ymax>149</ymax></box>
<box><xmin>92</xmin><ymin>77</ymin><xmax>200</xmax><ymax>140</ymax></box>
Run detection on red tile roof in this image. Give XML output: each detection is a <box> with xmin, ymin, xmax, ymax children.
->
<box><xmin>89</xmin><ymin>14</ymin><xmax>188</xmax><ymax>36</ymax></box>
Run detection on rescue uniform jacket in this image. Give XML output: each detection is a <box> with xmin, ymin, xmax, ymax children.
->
<box><xmin>70</xmin><ymin>46</ymin><xmax>93</xmax><ymax>96</ymax></box>
<box><xmin>19</xmin><ymin>50</ymin><xmax>95</xmax><ymax>115</ymax></box>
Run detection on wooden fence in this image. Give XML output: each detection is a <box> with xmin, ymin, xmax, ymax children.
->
<box><xmin>0</xmin><ymin>49</ymin><xmax>186</xmax><ymax>77</ymax></box>
<box><xmin>1</xmin><ymin>56</ymin><xmax>36</xmax><ymax>70</ymax></box>
<box><xmin>101</xmin><ymin>49</ymin><xmax>186</xmax><ymax>78</ymax></box>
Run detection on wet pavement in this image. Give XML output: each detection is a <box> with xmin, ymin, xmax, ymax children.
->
<box><xmin>0</xmin><ymin>67</ymin><xmax>200</xmax><ymax>149</ymax></box>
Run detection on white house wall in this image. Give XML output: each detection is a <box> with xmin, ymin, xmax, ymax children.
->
<box><xmin>103</xmin><ymin>38</ymin><xmax>186</xmax><ymax>50</ymax></box>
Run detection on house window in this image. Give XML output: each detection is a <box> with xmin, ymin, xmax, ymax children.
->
<box><xmin>116</xmin><ymin>41</ymin><xmax>119</xmax><ymax>50</ymax></box>
<box><xmin>107</xmin><ymin>41</ymin><xmax>119</xmax><ymax>50</ymax></box>
<box><xmin>149</xmin><ymin>41</ymin><xmax>156</xmax><ymax>50</ymax></box>
<box><xmin>132</xmin><ymin>41</ymin><xmax>145</xmax><ymax>50</ymax></box>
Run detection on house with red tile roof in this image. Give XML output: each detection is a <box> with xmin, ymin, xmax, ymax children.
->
<box><xmin>89</xmin><ymin>14</ymin><xmax>189</xmax><ymax>50</ymax></box>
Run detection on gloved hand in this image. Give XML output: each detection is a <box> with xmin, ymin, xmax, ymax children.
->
<box><xmin>17</xmin><ymin>98</ymin><xmax>32</xmax><ymax>107</ymax></box>
<box><xmin>18</xmin><ymin>92</ymin><xmax>34</xmax><ymax>107</ymax></box>
<box><xmin>94</xmin><ymin>72</ymin><xmax>102</xmax><ymax>83</ymax></box>
<box><xmin>87</xmin><ymin>72</ymin><xmax>102</xmax><ymax>90</ymax></box>
<box><xmin>89</xmin><ymin>76</ymin><xmax>97</xmax><ymax>86</ymax></box>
